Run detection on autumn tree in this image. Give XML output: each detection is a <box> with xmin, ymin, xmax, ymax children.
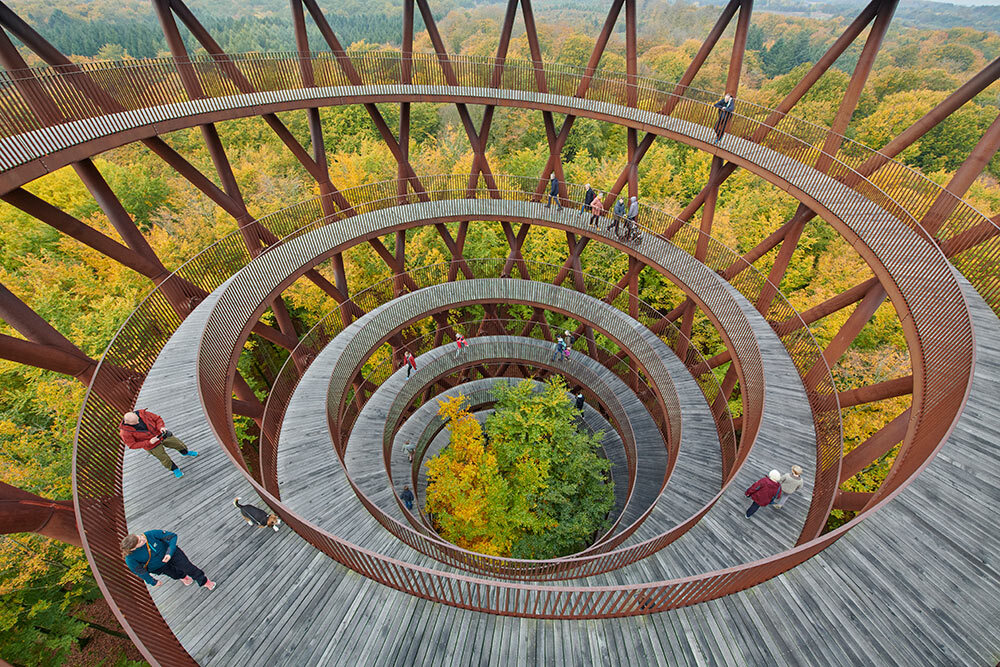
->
<box><xmin>425</xmin><ymin>379</ymin><xmax>613</xmax><ymax>560</ymax></box>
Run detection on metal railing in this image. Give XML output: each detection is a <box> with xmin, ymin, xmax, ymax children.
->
<box><xmin>0</xmin><ymin>50</ymin><xmax>995</xmax><ymax>324</ymax></box>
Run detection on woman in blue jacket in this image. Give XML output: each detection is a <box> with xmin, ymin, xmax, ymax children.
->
<box><xmin>121</xmin><ymin>529</ymin><xmax>216</xmax><ymax>590</ymax></box>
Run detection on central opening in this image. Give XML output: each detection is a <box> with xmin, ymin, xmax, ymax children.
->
<box><xmin>422</xmin><ymin>377</ymin><xmax>614</xmax><ymax>559</ymax></box>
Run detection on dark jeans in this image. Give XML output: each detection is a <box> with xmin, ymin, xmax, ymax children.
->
<box><xmin>546</xmin><ymin>193</ymin><xmax>561</xmax><ymax>208</ymax></box>
<box><xmin>406</xmin><ymin>364</ymin><xmax>413</xmax><ymax>378</ymax></box>
<box><xmin>589</xmin><ymin>213</ymin><xmax>601</xmax><ymax>226</ymax></box>
<box><xmin>714</xmin><ymin>111</ymin><xmax>732</xmax><ymax>138</ymax></box>
<box><xmin>151</xmin><ymin>547</ymin><xmax>207</xmax><ymax>586</ymax></box>
<box><xmin>745</xmin><ymin>502</ymin><xmax>762</xmax><ymax>517</ymax></box>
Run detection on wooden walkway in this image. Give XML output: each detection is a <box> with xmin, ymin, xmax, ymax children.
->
<box><xmin>279</xmin><ymin>335</ymin><xmax>665</xmax><ymax>557</ymax></box>
<box><xmin>121</xmin><ymin>275</ymin><xmax>1000</xmax><ymax>664</ymax></box>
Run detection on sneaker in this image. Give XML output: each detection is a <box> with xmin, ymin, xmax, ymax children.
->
<box><xmin>181</xmin><ymin>576</ymin><xmax>194</xmax><ymax>586</ymax></box>
<box><xmin>204</xmin><ymin>580</ymin><xmax>216</xmax><ymax>591</ymax></box>
<box><xmin>181</xmin><ymin>450</ymin><xmax>198</xmax><ymax>457</ymax></box>
<box><xmin>173</xmin><ymin>468</ymin><xmax>183</xmax><ymax>478</ymax></box>
<box><xmin>272</xmin><ymin>524</ymin><xmax>279</xmax><ymax>532</ymax></box>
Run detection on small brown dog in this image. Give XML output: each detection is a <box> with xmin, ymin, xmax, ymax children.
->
<box><xmin>233</xmin><ymin>498</ymin><xmax>281</xmax><ymax>531</ymax></box>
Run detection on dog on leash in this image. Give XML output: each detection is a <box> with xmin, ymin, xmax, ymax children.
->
<box><xmin>233</xmin><ymin>498</ymin><xmax>281</xmax><ymax>531</ymax></box>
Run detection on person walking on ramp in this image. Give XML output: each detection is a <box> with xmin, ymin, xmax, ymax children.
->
<box><xmin>122</xmin><ymin>530</ymin><xmax>216</xmax><ymax>590</ymax></box>
<box><xmin>545</xmin><ymin>173</ymin><xmax>562</xmax><ymax>210</ymax></box>
<box><xmin>744</xmin><ymin>470</ymin><xmax>782</xmax><ymax>518</ymax></box>
<box><xmin>121</xmin><ymin>409</ymin><xmax>197</xmax><ymax>478</ymax></box>
<box><xmin>589</xmin><ymin>193</ymin><xmax>605</xmax><ymax>228</ymax></box>
<box><xmin>773</xmin><ymin>465</ymin><xmax>804</xmax><ymax>509</ymax></box>
<box><xmin>454</xmin><ymin>333</ymin><xmax>467</xmax><ymax>358</ymax></box>
<box><xmin>403</xmin><ymin>350</ymin><xmax>417</xmax><ymax>378</ymax></box>
<box><xmin>580</xmin><ymin>184</ymin><xmax>596</xmax><ymax>216</ymax></box>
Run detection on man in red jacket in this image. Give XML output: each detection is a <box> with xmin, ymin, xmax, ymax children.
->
<box><xmin>744</xmin><ymin>469</ymin><xmax>782</xmax><ymax>518</ymax></box>
<box><xmin>121</xmin><ymin>409</ymin><xmax>197</xmax><ymax>478</ymax></box>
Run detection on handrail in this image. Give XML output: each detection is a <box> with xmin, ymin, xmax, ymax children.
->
<box><xmin>0</xmin><ymin>50</ymin><xmax>996</xmax><ymax>319</ymax></box>
<box><xmin>360</xmin><ymin>327</ymin><xmax>651</xmax><ymax>552</ymax></box>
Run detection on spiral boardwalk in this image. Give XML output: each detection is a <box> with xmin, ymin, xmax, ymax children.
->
<box><xmin>0</xmin><ymin>0</ymin><xmax>986</xmax><ymax>660</ymax></box>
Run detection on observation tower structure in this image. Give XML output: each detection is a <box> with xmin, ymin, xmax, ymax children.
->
<box><xmin>0</xmin><ymin>0</ymin><xmax>998</xmax><ymax>663</ymax></box>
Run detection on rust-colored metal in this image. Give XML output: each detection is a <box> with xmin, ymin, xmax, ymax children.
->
<box><xmin>0</xmin><ymin>0</ymin><xmax>987</xmax><ymax>658</ymax></box>
<box><xmin>0</xmin><ymin>482</ymin><xmax>81</xmax><ymax>546</ymax></box>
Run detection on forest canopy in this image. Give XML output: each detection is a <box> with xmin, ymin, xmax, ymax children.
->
<box><xmin>424</xmin><ymin>379</ymin><xmax>613</xmax><ymax>559</ymax></box>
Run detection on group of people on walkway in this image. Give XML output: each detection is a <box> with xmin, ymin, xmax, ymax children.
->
<box><xmin>120</xmin><ymin>410</ymin><xmax>217</xmax><ymax>590</ymax></box>
<box><xmin>551</xmin><ymin>330</ymin><xmax>575</xmax><ymax>362</ymax></box>
<box><xmin>545</xmin><ymin>178</ymin><xmax>641</xmax><ymax>235</ymax></box>
<box><xmin>744</xmin><ymin>465</ymin><xmax>804</xmax><ymax>517</ymax></box>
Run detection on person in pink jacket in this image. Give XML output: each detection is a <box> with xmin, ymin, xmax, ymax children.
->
<box><xmin>744</xmin><ymin>469</ymin><xmax>781</xmax><ymax>518</ymax></box>
<box><xmin>589</xmin><ymin>193</ymin><xmax>605</xmax><ymax>228</ymax></box>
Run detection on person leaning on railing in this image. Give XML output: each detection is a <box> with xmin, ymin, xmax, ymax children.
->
<box><xmin>120</xmin><ymin>409</ymin><xmax>198</xmax><ymax>479</ymax></box>
<box><xmin>713</xmin><ymin>93</ymin><xmax>735</xmax><ymax>143</ymax></box>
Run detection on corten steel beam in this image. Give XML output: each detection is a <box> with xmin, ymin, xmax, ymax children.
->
<box><xmin>815</xmin><ymin>0</ymin><xmax>898</xmax><ymax>174</ymax></box>
<box><xmin>858</xmin><ymin>55</ymin><xmax>1000</xmax><ymax>177</ymax></box>
<box><xmin>1</xmin><ymin>189</ymin><xmax>164</xmax><ymax>278</ymax></box>
<box><xmin>607</xmin><ymin>0</ymin><xmax>884</xmax><ymax>210</ymax></box>
<box><xmin>725</xmin><ymin>0</ymin><xmax>753</xmax><ymax>96</ymax></box>
<box><xmin>197</xmin><ymin>123</ymin><xmax>305</xmax><ymax>353</ymax></box>
<box><xmin>158</xmin><ymin>0</ymin><xmax>353</xmax><ymax>218</ymax></box>
<box><xmin>300</xmin><ymin>0</ymin><xmax>431</xmax><ymax>201</ymax></box>
<box><xmin>920</xmin><ymin>111</ymin><xmax>1000</xmax><ymax>236</ymax></box>
<box><xmin>838</xmin><ymin>375</ymin><xmax>913</xmax><ymax>408</ymax></box>
<box><xmin>775</xmin><ymin>276</ymin><xmax>879</xmax><ymax>336</ymax></box>
<box><xmin>754</xmin><ymin>207</ymin><xmax>810</xmax><ymax>315</ymax></box>
<box><xmin>832</xmin><ymin>490</ymin><xmax>873</xmax><ymax>512</ymax></box>
<box><xmin>0</xmin><ymin>283</ymin><xmax>138</xmax><ymax>411</ymax></box>
<box><xmin>940</xmin><ymin>217</ymin><xmax>1000</xmax><ymax>258</ymax></box>
<box><xmin>816</xmin><ymin>282</ymin><xmax>886</xmax><ymax>370</ymax></box>
<box><xmin>0</xmin><ymin>482</ymin><xmax>80</xmax><ymax>546</ymax></box>
<box><xmin>0</xmin><ymin>28</ymin><xmax>62</xmax><ymax>125</ymax></box>
<box><xmin>535</xmin><ymin>0</ymin><xmax>626</xmax><ymax>199</ymax></box>
<box><xmin>0</xmin><ymin>334</ymin><xmax>92</xmax><ymax>377</ymax></box>
<box><xmin>840</xmin><ymin>408</ymin><xmax>911</xmax><ymax>481</ymax></box>
<box><xmin>72</xmin><ymin>159</ymin><xmax>166</xmax><ymax>265</ymax></box>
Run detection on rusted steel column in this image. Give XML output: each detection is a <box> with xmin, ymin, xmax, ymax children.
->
<box><xmin>838</xmin><ymin>375</ymin><xmax>913</xmax><ymax>408</ymax></box>
<box><xmin>625</xmin><ymin>0</ymin><xmax>637</xmax><ymax>107</ymax></box>
<box><xmin>725</xmin><ymin>0</ymin><xmax>753</xmax><ymax>95</ymax></box>
<box><xmin>72</xmin><ymin>159</ymin><xmax>166</xmax><ymax>265</ymax></box>
<box><xmin>921</xmin><ymin>111</ymin><xmax>1000</xmax><ymax>236</ymax></box>
<box><xmin>0</xmin><ymin>482</ymin><xmax>81</xmax><ymax>546</ymax></box>
<box><xmin>833</xmin><ymin>490</ymin><xmax>874</xmax><ymax>512</ymax></box>
<box><xmin>289</xmin><ymin>0</ymin><xmax>314</xmax><ymax>87</ymax></box>
<box><xmin>0</xmin><ymin>334</ymin><xmax>91</xmax><ymax>377</ymax></box>
<box><xmin>152</xmin><ymin>0</ymin><xmax>203</xmax><ymax>98</ymax></box>
<box><xmin>816</xmin><ymin>0</ymin><xmax>898</xmax><ymax>172</ymax></box>
<box><xmin>0</xmin><ymin>29</ymin><xmax>63</xmax><ymax>124</ymax></box>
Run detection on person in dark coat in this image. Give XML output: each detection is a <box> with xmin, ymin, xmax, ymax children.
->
<box><xmin>400</xmin><ymin>486</ymin><xmax>415</xmax><ymax>511</ymax></box>
<box><xmin>575</xmin><ymin>392</ymin><xmax>585</xmax><ymax>411</ymax></box>
<box><xmin>121</xmin><ymin>530</ymin><xmax>215</xmax><ymax>589</ymax></box>
<box><xmin>121</xmin><ymin>409</ymin><xmax>197</xmax><ymax>478</ymax></box>
<box><xmin>744</xmin><ymin>470</ymin><xmax>782</xmax><ymax>518</ymax></box>
<box><xmin>713</xmin><ymin>93</ymin><xmax>735</xmax><ymax>142</ymax></box>
<box><xmin>546</xmin><ymin>173</ymin><xmax>562</xmax><ymax>210</ymax></box>
<box><xmin>609</xmin><ymin>197</ymin><xmax>626</xmax><ymax>235</ymax></box>
<box><xmin>551</xmin><ymin>336</ymin><xmax>566</xmax><ymax>362</ymax></box>
<box><xmin>403</xmin><ymin>350</ymin><xmax>417</xmax><ymax>378</ymax></box>
<box><xmin>580</xmin><ymin>184</ymin><xmax>596</xmax><ymax>216</ymax></box>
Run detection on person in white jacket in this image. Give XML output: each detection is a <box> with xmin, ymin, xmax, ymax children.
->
<box><xmin>773</xmin><ymin>465</ymin><xmax>804</xmax><ymax>508</ymax></box>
